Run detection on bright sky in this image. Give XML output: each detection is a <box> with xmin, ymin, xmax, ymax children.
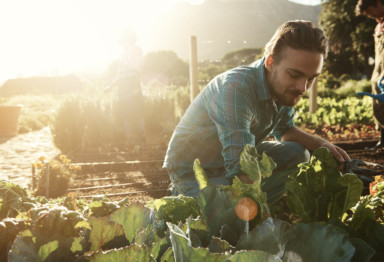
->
<box><xmin>290</xmin><ymin>0</ymin><xmax>321</xmax><ymax>5</ymax></box>
<box><xmin>0</xmin><ymin>0</ymin><xmax>319</xmax><ymax>84</ymax></box>
<box><xmin>0</xmin><ymin>0</ymin><xmax>205</xmax><ymax>84</ymax></box>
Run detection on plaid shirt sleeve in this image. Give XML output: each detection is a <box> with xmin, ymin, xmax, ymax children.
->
<box><xmin>206</xmin><ymin>78</ymin><xmax>255</xmax><ymax>179</ymax></box>
<box><xmin>270</xmin><ymin>107</ymin><xmax>295</xmax><ymax>141</ymax></box>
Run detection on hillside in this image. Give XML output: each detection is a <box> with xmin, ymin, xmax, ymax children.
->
<box><xmin>143</xmin><ymin>0</ymin><xmax>321</xmax><ymax>60</ymax></box>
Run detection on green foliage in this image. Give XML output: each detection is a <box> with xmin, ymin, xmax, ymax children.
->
<box><xmin>240</xmin><ymin>145</ymin><xmax>276</xmax><ymax>182</ymax></box>
<box><xmin>2</xmin><ymin>146</ymin><xmax>384</xmax><ymax>261</ymax></box>
<box><xmin>148</xmin><ymin>195</ymin><xmax>201</xmax><ymax>225</ymax></box>
<box><xmin>1</xmin><ymin>95</ymin><xmax>57</xmax><ymax>134</ymax></box>
<box><xmin>33</xmin><ymin>155</ymin><xmax>80</xmax><ymax>199</ymax></box>
<box><xmin>142</xmin><ymin>50</ymin><xmax>189</xmax><ymax>84</ymax></box>
<box><xmin>285</xmin><ymin>147</ymin><xmax>363</xmax><ymax>222</ymax></box>
<box><xmin>319</xmin><ymin>0</ymin><xmax>376</xmax><ymax>77</ymax></box>
<box><xmin>283</xmin><ymin>222</ymin><xmax>355</xmax><ymax>262</ymax></box>
<box><xmin>294</xmin><ymin>96</ymin><xmax>374</xmax><ymax>127</ymax></box>
<box><xmin>0</xmin><ymin>180</ymin><xmax>31</xmax><ymax>220</ymax></box>
<box><xmin>50</xmin><ymin>92</ymin><xmax>118</xmax><ymax>153</ymax></box>
<box><xmin>221</xmin><ymin>48</ymin><xmax>264</xmax><ymax>69</ymax></box>
<box><xmin>166</xmin><ymin>85</ymin><xmax>189</xmax><ymax>121</ymax></box>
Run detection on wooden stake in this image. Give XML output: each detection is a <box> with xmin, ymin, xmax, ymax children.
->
<box><xmin>189</xmin><ymin>36</ymin><xmax>199</xmax><ymax>102</ymax></box>
<box><xmin>45</xmin><ymin>163</ymin><xmax>50</xmax><ymax>197</ymax></box>
<box><xmin>309</xmin><ymin>79</ymin><xmax>318</xmax><ymax>114</ymax></box>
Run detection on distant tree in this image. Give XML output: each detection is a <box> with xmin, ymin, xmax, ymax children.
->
<box><xmin>319</xmin><ymin>0</ymin><xmax>376</xmax><ymax>78</ymax></box>
<box><xmin>142</xmin><ymin>50</ymin><xmax>189</xmax><ymax>85</ymax></box>
<box><xmin>221</xmin><ymin>48</ymin><xmax>264</xmax><ymax>69</ymax></box>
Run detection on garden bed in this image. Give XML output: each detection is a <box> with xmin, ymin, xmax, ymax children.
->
<box><xmin>58</xmin><ymin>139</ymin><xmax>384</xmax><ymax>204</ymax></box>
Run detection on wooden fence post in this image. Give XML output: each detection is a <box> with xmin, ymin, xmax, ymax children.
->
<box><xmin>309</xmin><ymin>79</ymin><xmax>318</xmax><ymax>114</ymax></box>
<box><xmin>45</xmin><ymin>163</ymin><xmax>50</xmax><ymax>197</ymax></box>
<box><xmin>189</xmin><ymin>36</ymin><xmax>199</xmax><ymax>103</ymax></box>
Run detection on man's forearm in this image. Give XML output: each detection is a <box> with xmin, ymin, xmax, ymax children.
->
<box><xmin>281</xmin><ymin>126</ymin><xmax>327</xmax><ymax>150</ymax></box>
<box><xmin>281</xmin><ymin>126</ymin><xmax>350</xmax><ymax>162</ymax></box>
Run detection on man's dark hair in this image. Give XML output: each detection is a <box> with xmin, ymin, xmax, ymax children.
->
<box><xmin>355</xmin><ymin>0</ymin><xmax>384</xmax><ymax>16</ymax></box>
<box><xmin>264</xmin><ymin>20</ymin><xmax>328</xmax><ymax>63</ymax></box>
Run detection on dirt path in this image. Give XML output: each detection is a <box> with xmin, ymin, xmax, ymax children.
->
<box><xmin>0</xmin><ymin>127</ymin><xmax>60</xmax><ymax>188</ymax></box>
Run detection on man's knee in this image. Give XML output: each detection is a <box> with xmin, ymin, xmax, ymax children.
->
<box><xmin>288</xmin><ymin>142</ymin><xmax>310</xmax><ymax>165</ymax></box>
<box><xmin>257</xmin><ymin>141</ymin><xmax>310</xmax><ymax>169</ymax></box>
<box><xmin>168</xmin><ymin>171</ymin><xmax>200</xmax><ymax>197</ymax></box>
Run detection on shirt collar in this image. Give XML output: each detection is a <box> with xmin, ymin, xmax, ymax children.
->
<box><xmin>252</xmin><ymin>56</ymin><xmax>273</xmax><ymax>102</ymax></box>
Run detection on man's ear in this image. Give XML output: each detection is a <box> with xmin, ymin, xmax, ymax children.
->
<box><xmin>265</xmin><ymin>56</ymin><xmax>274</xmax><ymax>71</ymax></box>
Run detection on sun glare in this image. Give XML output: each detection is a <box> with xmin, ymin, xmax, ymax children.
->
<box><xmin>0</xmin><ymin>0</ymin><xmax>200</xmax><ymax>83</ymax></box>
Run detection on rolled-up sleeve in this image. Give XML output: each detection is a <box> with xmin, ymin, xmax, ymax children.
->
<box><xmin>207</xmin><ymin>81</ymin><xmax>255</xmax><ymax>180</ymax></box>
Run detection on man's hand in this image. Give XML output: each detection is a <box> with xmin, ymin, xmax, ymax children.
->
<box><xmin>282</xmin><ymin>127</ymin><xmax>350</xmax><ymax>163</ymax></box>
<box><xmin>319</xmin><ymin>141</ymin><xmax>350</xmax><ymax>163</ymax></box>
<box><xmin>237</xmin><ymin>174</ymin><xmax>254</xmax><ymax>184</ymax></box>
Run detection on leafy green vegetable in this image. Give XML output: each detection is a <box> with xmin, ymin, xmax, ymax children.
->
<box><xmin>240</xmin><ymin>144</ymin><xmax>276</xmax><ymax>182</ymax></box>
<box><xmin>348</xmin><ymin>195</ymin><xmax>384</xmax><ymax>252</ymax></box>
<box><xmin>193</xmin><ymin>159</ymin><xmax>209</xmax><ymax>190</ymax></box>
<box><xmin>167</xmin><ymin>222</ymin><xmax>229</xmax><ymax>261</ymax></box>
<box><xmin>87</xmin><ymin>216</ymin><xmax>125</xmax><ymax>251</ymax></box>
<box><xmin>147</xmin><ymin>195</ymin><xmax>201</xmax><ymax>225</ymax></box>
<box><xmin>110</xmin><ymin>204</ymin><xmax>152</xmax><ymax>244</ymax></box>
<box><xmin>87</xmin><ymin>245</ymin><xmax>155</xmax><ymax>262</ymax></box>
<box><xmin>236</xmin><ymin>218</ymin><xmax>292</xmax><ymax>257</ymax></box>
<box><xmin>226</xmin><ymin>250</ymin><xmax>282</xmax><ymax>262</ymax></box>
<box><xmin>285</xmin><ymin>147</ymin><xmax>363</xmax><ymax>222</ymax></box>
<box><xmin>29</xmin><ymin>205</ymin><xmax>84</xmax><ymax>238</ymax></box>
<box><xmin>283</xmin><ymin>222</ymin><xmax>355</xmax><ymax>262</ymax></box>
<box><xmin>8</xmin><ymin>229</ymin><xmax>82</xmax><ymax>262</ymax></box>
<box><xmin>0</xmin><ymin>180</ymin><xmax>34</xmax><ymax>220</ymax></box>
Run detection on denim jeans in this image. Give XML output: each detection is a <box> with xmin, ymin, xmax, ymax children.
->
<box><xmin>168</xmin><ymin>141</ymin><xmax>310</xmax><ymax>204</ymax></box>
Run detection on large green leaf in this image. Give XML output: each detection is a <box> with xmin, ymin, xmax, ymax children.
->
<box><xmin>197</xmin><ymin>184</ymin><xmax>243</xmax><ymax>243</ymax></box>
<box><xmin>147</xmin><ymin>195</ymin><xmax>200</xmax><ymax>225</ymax></box>
<box><xmin>160</xmin><ymin>247</ymin><xmax>174</xmax><ymax>262</ymax></box>
<box><xmin>227</xmin><ymin>250</ymin><xmax>282</xmax><ymax>262</ymax></box>
<box><xmin>0</xmin><ymin>180</ymin><xmax>32</xmax><ymax>219</ymax></box>
<box><xmin>87</xmin><ymin>216</ymin><xmax>125</xmax><ymax>251</ymax></box>
<box><xmin>348</xmin><ymin>238</ymin><xmax>376</xmax><ymax>262</ymax></box>
<box><xmin>236</xmin><ymin>218</ymin><xmax>293</xmax><ymax>258</ymax></box>
<box><xmin>150</xmin><ymin>236</ymin><xmax>170</xmax><ymax>261</ymax></box>
<box><xmin>30</xmin><ymin>205</ymin><xmax>84</xmax><ymax>238</ymax></box>
<box><xmin>193</xmin><ymin>159</ymin><xmax>209</xmax><ymax>190</ymax></box>
<box><xmin>167</xmin><ymin>222</ymin><xmax>229</xmax><ymax>261</ymax></box>
<box><xmin>183</xmin><ymin>216</ymin><xmax>210</xmax><ymax>247</ymax></box>
<box><xmin>8</xmin><ymin>229</ymin><xmax>81</xmax><ymax>262</ymax></box>
<box><xmin>88</xmin><ymin>244</ymin><xmax>155</xmax><ymax>262</ymax></box>
<box><xmin>86</xmin><ymin>200</ymin><xmax>119</xmax><ymax>217</ymax></box>
<box><xmin>349</xmin><ymin>194</ymin><xmax>384</xmax><ymax>252</ymax></box>
<box><xmin>110</xmin><ymin>204</ymin><xmax>152</xmax><ymax>244</ymax></box>
<box><xmin>329</xmin><ymin>174</ymin><xmax>363</xmax><ymax>220</ymax></box>
<box><xmin>240</xmin><ymin>145</ymin><xmax>276</xmax><ymax>183</ymax></box>
<box><xmin>208</xmin><ymin>236</ymin><xmax>234</xmax><ymax>253</ymax></box>
<box><xmin>283</xmin><ymin>223</ymin><xmax>355</xmax><ymax>262</ymax></box>
<box><xmin>0</xmin><ymin>218</ymin><xmax>26</xmax><ymax>261</ymax></box>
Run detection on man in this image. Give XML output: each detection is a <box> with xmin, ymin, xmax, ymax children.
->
<box><xmin>355</xmin><ymin>0</ymin><xmax>384</xmax><ymax>149</ymax></box>
<box><xmin>163</xmin><ymin>20</ymin><xmax>350</xmax><ymax>202</ymax></box>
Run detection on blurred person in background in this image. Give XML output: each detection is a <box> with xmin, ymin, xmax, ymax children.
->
<box><xmin>106</xmin><ymin>28</ymin><xmax>146</xmax><ymax>146</ymax></box>
<box><xmin>355</xmin><ymin>0</ymin><xmax>384</xmax><ymax>149</ymax></box>
<box><xmin>163</xmin><ymin>20</ymin><xmax>350</xmax><ymax>204</ymax></box>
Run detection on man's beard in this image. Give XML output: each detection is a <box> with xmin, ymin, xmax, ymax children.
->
<box><xmin>269</xmin><ymin>72</ymin><xmax>303</xmax><ymax>107</ymax></box>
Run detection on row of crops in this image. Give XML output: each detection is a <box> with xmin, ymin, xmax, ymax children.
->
<box><xmin>1</xmin><ymin>145</ymin><xmax>383</xmax><ymax>261</ymax></box>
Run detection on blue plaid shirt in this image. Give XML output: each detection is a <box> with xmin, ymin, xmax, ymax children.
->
<box><xmin>163</xmin><ymin>57</ymin><xmax>295</xmax><ymax>180</ymax></box>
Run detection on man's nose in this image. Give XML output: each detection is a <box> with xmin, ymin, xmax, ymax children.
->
<box><xmin>296</xmin><ymin>79</ymin><xmax>308</xmax><ymax>93</ymax></box>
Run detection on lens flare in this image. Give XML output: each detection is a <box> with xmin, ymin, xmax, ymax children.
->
<box><xmin>234</xmin><ymin>197</ymin><xmax>258</xmax><ymax>221</ymax></box>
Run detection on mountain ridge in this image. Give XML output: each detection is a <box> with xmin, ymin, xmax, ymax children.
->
<box><xmin>142</xmin><ymin>0</ymin><xmax>321</xmax><ymax>60</ymax></box>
